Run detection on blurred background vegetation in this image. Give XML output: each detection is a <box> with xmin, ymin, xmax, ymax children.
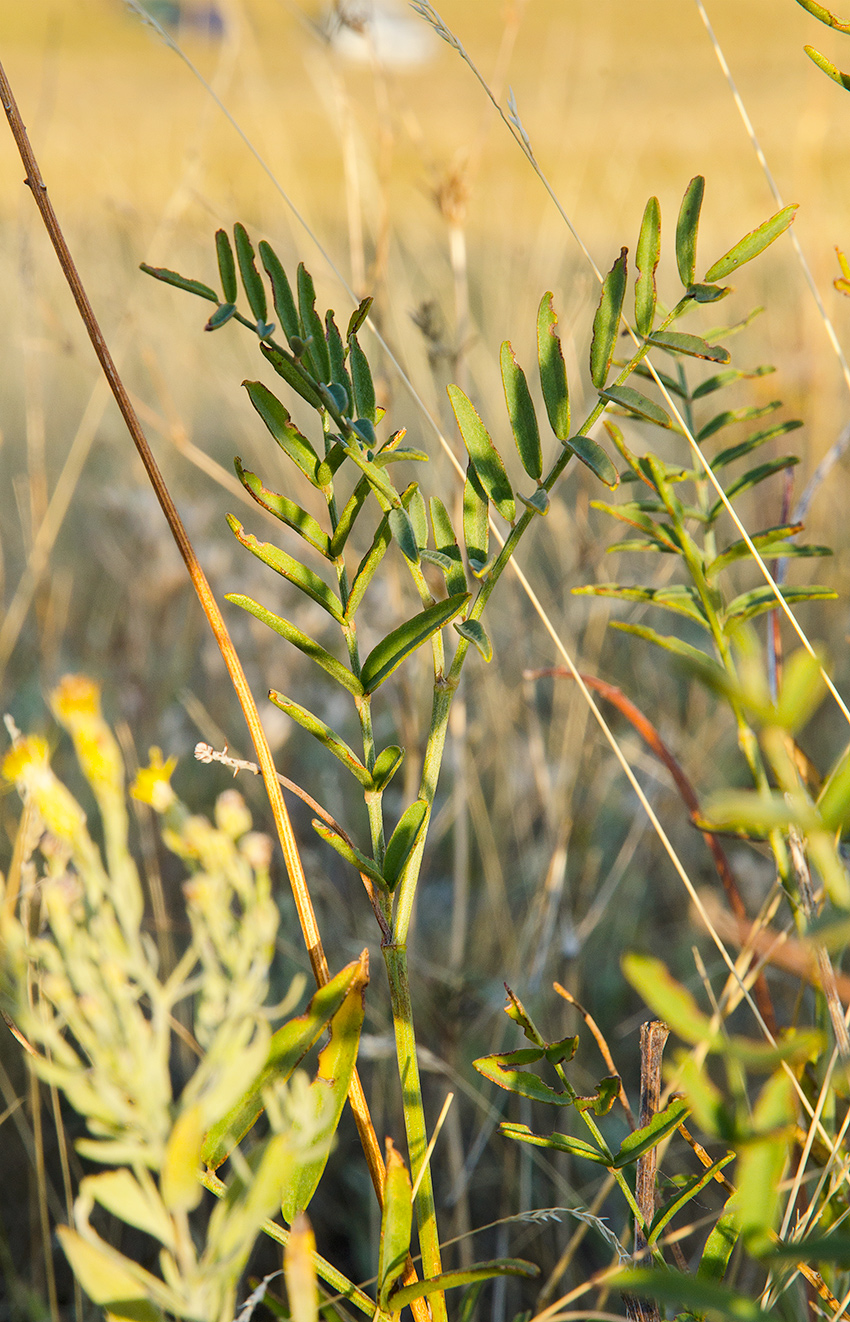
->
<box><xmin>3</xmin><ymin>1</ymin><xmax>850</xmax><ymax>1317</ymax></box>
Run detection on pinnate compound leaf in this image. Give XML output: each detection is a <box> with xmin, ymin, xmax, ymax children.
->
<box><xmin>312</xmin><ymin>820</ymin><xmax>385</xmax><ymax>884</ymax></box>
<box><xmin>233</xmin><ymin>222</ymin><xmax>268</xmax><ymax>325</ymax></box>
<box><xmin>259</xmin><ymin>241</ymin><xmax>300</xmax><ymax>342</ymax></box>
<box><xmin>234</xmin><ymin>459</ymin><xmax>330</xmax><ymax>557</ymax></box>
<box><xmin>360</xmin><ymin>592</ymin><xmax>471</xmax><ymax>693</ymax></box>
<box><xmin>268</xmin><ymin>691</ymin><xmax>371</xmax><ymax>786</ymax></box>
<box><xmin>389</xmin><ymin>1260</ymin><xmax>538</xmax><ymax>1311</ymax></box>
<box><xmin>635</xmin><ymin>195</ymin><xmax>661</xmax><ymax>336</ymax></box>
<box><xmin>215</xmin><ymin>227</ymin><xmax>238</xmax><ymax>303</ymax></box>
<box><xmin>227</xmin><ymin>517</ymin><xmax>343</xmax><ymax>621</ymax></box>
<box><xmin>501</xmin><ymin>342</ymin><xmax>542</xmax><ymax>479</ymax></box>
<box><xmin>455</xmin><ymin>618</ymin><xmax>493</xmax><ymax>662</ymax></box>
<box><xmin>537</xmin><ymin>292</ymin><xmax>571</xmax><ymax>439</ymax></box>
<box><xmin>243</xmin><ymin>381</ymin><xmax>322</xmax><ymax>485</ymax></box>
<box><xmin>600</xmin><ymin>384</ymin><xmax>671</xmax><ymax>428</ymax></box>
<box><xmin>383</xmin><ymin>799</ymin><xmax>428</xmax><ymax>891</ymax></box>
<box><xmin>613</xmin><ymin>1269</ymin><xmax>781</xmax><ymax>1322</ymax></box>
<box><xmin>139</xmin><ymin>263</ymin><xmax>218</xmax><ymax>303</ymax></box>
<box><xmin>378</xmin><ymin>1141</ymin><xmax>413</xmax><ymax>1308</ymax></box>
<box><xmin>705</xmin><ymin>205</ymin><xmax>798</xmax><ymax>282</ymax></box>
<box><xmin>612</xmin><ymin>1097</ymin><xmax>690</xmax><ymax>1169</ymax></box>
<box><xmin>260</xmin><ymin>343</ymin><xmax>326</xmax><ymax>410</ymax></box>
<box><xmin>648</xmin><ymin>330</ymin><xmax>730</xmax><ymax>363</ymax></box>
<box><xmin>448</xmin><ymin>384</ymin><xmax>515</xmax><ymax>523</ymax></box>
<box><xmin>676</xmin><ymin>175</ymin><xmax>705</xmax><ymax>287</ymax></box>
<box><xmin>281</xmin><ymin>960</ymin><xmax>368</xmax><ymax>1223</ymax></box>
<box><xmin>590</xmin><ymin>247</ymin><xmax>627</xmax><ymax>388</ymax></box>
<box><xmin>622</xmin><ymin>953</ymin><xmax>715</xmax><ymax>1044</ymax></box>
<box><xmin>227</xmin><ymin>594</ymin><xmax>363</xmax><ymax>695</ymax></box>
<box><xmin>723</xmin><ymin>584</ymin><xmax>837</xmax><ymax>626</ymax></box>
<box><xmin>562</xmin><ymin>434</ymin><xmax>619</xmax><ymax>487</ymax></box>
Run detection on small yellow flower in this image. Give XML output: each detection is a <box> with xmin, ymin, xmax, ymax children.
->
<box><xmin>131</xmin><ymin>748</ymin><xmax>178</xmax><ymax>813</ymax></box>
<box><xmin>51</xmin><ymin>676</ymin><xmax>124</xmax><ymax>797</ymax></box>
<box><xmin>3</xmin><ymin>736</ymin><xmax>88</xmax><ymax>845</ymax></box>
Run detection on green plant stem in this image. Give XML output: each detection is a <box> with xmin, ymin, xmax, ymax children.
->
<box><xmin>382</xmin><ymin>942</ymin><xmax>447</xmax><ymax>1322</ymax></box>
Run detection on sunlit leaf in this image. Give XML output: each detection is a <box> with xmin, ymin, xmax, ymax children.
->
<box><xmin>463</xmin><ymin>461</ymin><xmax>489</xmax><ymax>570</ymax></box>
<box><xmin>259</xmin><ymin>241</ymin><xmax>301</xmax><ymax>343</ymax></box>
<box><xmin>473</xmin><ymin>1047</ymin><xmax>574</xmax><ymax>1106</ymax></box>
<box><xmin>389</xmin><ymin>1260</ymin><xmax>538</xmax><ymax>1310</ymax></box>
<box><xmin>612</xmin><ymin>1098</ymin><xmax>690</xmax><ymax>1169</ymax></box>
<box><xmin>499</xmin><ymin>1123</ymin><xmax>609</xmax><ymax>1165</ymax></box>
<box><xmin>234</xmin><ymin>459</ymin><xmax>331</xmax><ymax>557</ymax></box>
<box><xmin>501</xmin><ymin>341</ymin><xmax>542</xmax><ymax>480</ymax></box>
<box><xmin>575</xmin><ymin>582</ymin><xmax>707</xmax><ymax>625</ymax></box>
<box><xmin>349</xmin><ymin>332</ymin><xmax>376</xmax><ymax>424</ymax></box>
<box><xmin>817</xmin><ymin>744</ymin><xmax>850</xmax><ymax>831</ymax></box>
<box><xmin>227</xmin><ymin>595</ymin><xmax>362</xmax><ymax>695</ymax></box>
<box><xmin>795</xmin><ymin>0</ymin><xmax>850</xmax><ymax>28</ymax></box>
<box><xmin>371</xmin><ymin>745</ymin><xmax>405</xmax><ymax>793</ymax></box>
<box><xmin>723</xmin><ymin>584</ymin><xmax>837</xmax><ymax>626</ymax></box>
<box><xmin>57</xmin><ymin>1227</ymin><xmax>168</xmax><ymax>1319</ymax></box>
<box><xmin>590</xmin><ymin>247</ymin><xmax>627</xmax><ymax>388</ymax></box>
<box><xmin>347</xmin><ymin>296</ymin><xmax>373</xmax><ymax>340</ymax></box>
<box><xmin>261</xmin><ymin>343</ymin><xmax>326</xmax><ymax>410</ymax></box>
<box><xmin>161</xmin><ymin>1104</ymin><xmax>204</xmax><ymax>1213</ymax></box>
<box><xmin>691</xmin><ymin>364</ymin><xmax>774</xmax><ymax>400</ymax></box>
<box><xmin>312</xmin><ymin>820</ymin><xmax>385</xmax><ymax>884</ymax></box>
<box><xmin>360</xmin><ymin>592</ymin><xmax>470</xmax><ymax>693</ymax></box>
<box><xmin>227</xmin><ymin>517</ymin><xmax>343</xmax><ymax>621</ymax></box>
<box><xmin>81</xmin><ymin>1171</ymin><xmax>174</xmax><ymax>1251</ymax></box>
<box><xmin>215</xmin><ymin>227</ymin><xmax>238</xmax><ymax>303</ymax></box>
<box><xmin>537</xmin><ymin>292</ymin><xmax>571</xmax><ymax>439</ymax></box>
<box><xmin>699</xmin><ymin>1209</ymin><xmax>739</xmax><ymax>1282</ymax></box>
<box><xmin>430</xmin><ymin>497</ymin><xmax>468</xmax><ymax>596</ymax></box>
<box><xmin>622</xmin><ymin>953</ymin><xmax>714</xmax><ymax>1044</ymax></box>
<box><xmin>297</xmin><ymin>263</ymin><xmax>331</xmax><ymax>383</ymax></box>
<box><xmin>610</xmin><ymin>623</ymin><xmax>720</xmax><ymax>675</ymax></box>
<box><xmin>599</xmin><ymin>384</ymin><xmax>671</xmax><ymax>428</ymax></box>
<box><xmin>647</xmin><ymin>1155</ymin><xmax>735</xmax><ymax>1246</ymax></box>
<box><xmin>635</xmin><ymin>195</ymin><xmax>661</xmax><ymax>336</ymax></box>
<box><xmin>325</xmin><ymin>310</ymin><xmax>353</xmax><ymax>415</ymax></box>
<box><xmin>676</xmin><ymin>175</ymin><xmax>705</xmax><ymax>287</ymax></box>
<box><xmin>448</xmin><ymin>385</ymin><xmax>515</xmax><ymax>523</ymax></box>
<box><xmin>268</xmin><ymin>691</ymin><xmax>371</xmax><ymax>787</ymax></box>
<box><xmin>139</xmin><ymin>263</ymin><xmax>218</xmax><ymax>303</ymax></box>
<box><xmin>562</xmin><ymin>434</ymin><xmax>619</xmax><ymax>487</ymax></box>
<box><xmin>285</xmin><ymin>1213</ymin><xmax>319</xmax><ymax>1322</ymax></box>
<box><xmin>345</xmin><ymin>513</ymin><xmax>392</xmax><ymax>618</ymax></box>
<box><xmin>245</xmin><ymin>379</ymin><xmax>322</xmax><ymax>482</ymax></box>
<box><xmin>648</xmin><ymin>330</ymin><xmax>730</xmax><ymax>363</ymax></box>
<box><xmin>454</xmin><ymin>618</ymin><xmax>493</xmax><ymax>662</ymax></box>
<box><xmin>382</xmin><ymin>799</ymin><xmax>428</xmax><ymax>891</ymax></box>
<box><xmin>572</xmin><ymin>1076</ymin><xmax>620</xmax><ymax>1116</ymax></box>
<box><xmin>705</xmin><ymin>205</ymin><xmax>798</xmax><ymax>282</ymax></box>
<box><xmin>733</xmin><ymin>1070</ymin><xmax>795</xmax><ymax>1252</ymax></box>
<box><xmin>234</xmin><ymin>222</ymin><xmax>268</xmax><ymax>326</ymax></box>
<box><xmin>378</xmin><ymin>1140</ymin><xmax>413</xmax><ymax>1309</ymax></box>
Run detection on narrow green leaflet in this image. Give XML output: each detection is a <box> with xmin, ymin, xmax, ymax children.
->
<box><xmin>648</xmin><ymin>330</ymin><xmax>730</xmax><ymax>363</ymax></box>
<box><xmin>572</xmin><ymin>1076</ymin><xmax>620</xmax><ymax>1116</ymax></box>
<box><xmin>430</xmin><ymin>496</ymin><xmax>468</xmax><ymax>596</ymax></box>
<box><xmin>647</xmin><ymin>1154</ymin><xmax>735</xmax><ymax>1246</ymax></box>
<box><xmin>610</xmin><ymin>623</ymin><xmax>722</xmax><ymax>678</ymax></box>
<box><xmin>463</xmin><ymin>461</ymin><xmax>489</xmax><ymax>570</ymax></box>
<box><xmin>795</xmin><ymin>0</ymin><xmax>850</xmax><ymax>30</ymax></box>
<box><xmin>261</xmin><ymin>343</ymin><xmax>326</xmax><ymax>410</ymax></box>
<box><xmin>700</xmin><ymin>1209</ymin><xmax>739</xmax><ymax>1282</ymax></box>
<box><xmin>139</xmin><ymin>263</ymin><xmax>218</xmax><ymax>303</ymax></box>
<box><xmin>383</xmin><ymin>799</ymin><xmax>428</xmax><ymax>891</ymax></box>
<box><xmin>473</xmin><ymin>1048</ymin><xmax>573</xmax><ymax>1106</ymax></box>
<box><xmin>599</xmin><ymin>384</ymin><xmax>671</xmax><ymax>428</ymax></box>
<box><xmin>268</xmin><ymin>691</ymin><xmax>371</xmax><ymax>787</ymax></box>
<box><xmin>537</xmin><ymin>292</ymin><xmax>570</xmax><ymax>439</ymax></box>
<box><xmin>622</xmin><ymin>953</ymin><xmax>715</xmax><ymax>1044</ymax></box>
<box><xmin>562</xmin><ymin>434</ymin><xmax>619</xmax><ymax>487</ymax></box>
<box><xmin>312</xmin><ymin>820</ymin><xmax>385</xmax><ymax>884</ymax></box>
<box><xmin>234</xmin><ymin>459</ymin><xmax>331</xmax><ymax>557</ymax></box>
<box><xmin>635</xmin><ymin>195</ymin><xmax>661</xmax><ymax>336</ymax></box>
<box><xmin>575</xmin><ymin>582</ymin><xmax>707</xmax><ymax>626</ymax></box>
<box><xmin>707</xmin><ymin>527</ymin><xmax>831</xmax><ymax>579</ymax></box>
<box><xmin>388</xmin><ymin>505</ymin><xmax>420</xmax><ymax>565</ymax></box>
<box><xmin>705</xmin><ymin>205</ymin><xmax>798</xmax><ymax>282</ymax></box>
<box><xmin>215</xmin><ymin>227</ymin><xmax>238</xmax><ymax>303</ymax></box>
<box><xmin>697</xmin><ymin>399</ymin><xmax>781</xmax><ymax>442</ymax></box>
<box><xmin>281</xmin><ymin>963</ymin><xmax>368</xmax><ymax>1223</ymax></box>
<box><xmin>723</xmin><ymin>584</ymin><xmax>837</xmax><ymax>626</ymax></box>
<box><xmin>389</xmin><ymin>1260</ymin><xmax>538</xmax><ymax>1311</ymax></box>
<box><xmin>613</xmin><ymin>1269</ymin><xmax>781</xmax><ymax>1322</ymax></box>
<box><xmin>227</xmin><ymin>517</ymin><xmax>343</xmax><ymax>622</ymax></box>
<box><xmin>233</xmin><ymin>222</ymin><xmax>268</xmax><ymax>326</ymax></box>
<box><xmin>226</xmin><ymin>594</ymin><xmax>363</xmax><ymax>695</ymax></box>
<box><xmin>347</xmin><ymin>296</ymin><xmax>373</xmax><ymax>340</ymax></box>
<box><xmin>707</xmin><ymin>455</ymin><xmax>800</xmax><ymax>523</ymax></box>
<box><xmin>359</xmin><ymin>592</ymin><xmax>470</xmax><ymax>693</ymax></box>
<box><xmin>455</xmin><ymin>618</ymin><xmax>493</xmax><ymax>662</ymax></box>
<box><xmin>448</xmin><ymin>384</ymin><xmax>516</xmax><ymax>523</ymax></box>
<box><xmin>590</xmin><ymin>247</ymin><xmax>628</xmax><ymax>388</ymax></box>
<box><xmin>259</xmin><ymin>241</ymin><xmax>301</xmax><ymax>343</ymax></box>
<box><xmin>687</xmin><ymin>281</ymin><xmax>732</xmax><ymax>303</ymax></box>
<box><xmin>501</xmin><ymin>341</ymin><xmax>542</xmax><ymax>480</ymax></box>
<box><xmin>805</xmin><ymin>43</ymin><xmax>850</xmax><ymax>87</ymax></box>
<box><xmin>378</xmin><ymin>1142</ymin><xmax>413</xmax><ymax>1308</ymax></box>
<box><xmin>631</xmin><ymin>361</ymin><xmax>688</xmax><ymax>399</ymax></box>
<box><xmin>587</xmin><ymin>500</ymin><xmax>679</xmax><ymax>551</ymax></box>
<box><xmin>345</xmin><ymin>513</ymin><xmax>392</xmax><ymax>619</ymax></box>
<box><xmin>297</xmin><ymin>263</ymin><xmax>331</xmax><ymax>383</ymax></box>
<box><xmin>205</xmin><ymin>302</ymin><xmax>236</xmax><ymax>331</ymax></box>
<box><xmin>676</xmin><ymin>175</ymin><xmax>705</xmax><ymax>287</ymax></box>
<box><xmin>499</xmin><ymin>1123</ymin><xmax>610</xmax><ymax>1166</ymax></box>
<box><xmin>734</xmin><ymin>1071</ymin><xmax>795</xmax><ymax>1251</ymax></box>
<box><xmin>611</xmin><ymin>1097</ymin><xmax>690</xmax><ymax>1169</ymax></box>
<box><xmin>692</xmin><ymin>364</ymin><xmax>774</xmax><ymax>400</ymax></box>
<box><xmin>349</xmin><ymin>332</ymin><xmax>376</xmax><ymax>424</ymax></box>
<box><xmin>331</xmin><ymin>476</ymin><xmax>372</xmax><ymax>559</ymax></box>
<box><xmin>202</xmin><ymin>958</ymin><xmax>366</xmax><ymax>1169</ymax></box>
<box><xmin>371</xmin><ymin>744</ymin><xmax>405</xmax><ymax>793</ymax></box>
<box><xmin>712</xmin><ymin>419</ymin><xmax>803</xmax><ymax>469</ymax></box>
<box><xmin>244</xmin><ymin>378</ymin><xmax>322</xmax><ymax>483</ymax></box>
<box><xmin>325</xmin><ymin>310</ymin><xmax>352</xmax><ymax>412</ymax></box>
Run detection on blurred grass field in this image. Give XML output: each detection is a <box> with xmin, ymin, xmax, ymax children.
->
<box><xmin>4</xmin><ymin>1</ymin><xmax>850</xmax><ymax>1317</ymax></box>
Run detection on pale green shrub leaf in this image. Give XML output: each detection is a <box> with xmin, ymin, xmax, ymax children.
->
<box><xmin>454</xmin><ymin>618</ymin><xmax>492</xmax><ymax>662</ymax></box>
<box><xmin>225</xmin><ymin>595</ymin><xmax>363</xmax><ymax>696</ymax></box>
<box><xmin>712</xmin><ymin>419</ymin><xmax>803</xmax><ymax>469</ymax></box>
<box><xmin>501</xmin><ymin>342</ymin><xmax>542</xmax><ymax>480</ymax></box>
<box><xmin>259</xmin><ymin>241</ymin><xmax>300</xmax><ymax>343</ymax></box>
<box><xmin>81</xmin><ymin>1171</ymin><xmax>175</xmax><ymax>1251</ymax></box>
<box><xmin>448</xmin><ymin>384</ymin><xmax>515</xmax><ymax>523</ymax></box>
<box><xmin>699</xmin><ymin>1209</ymin><xmax>739</xmax><ymax>1281</ymax></box>
<box><xmin>429</xmin><ymin>497</ymin><xmax>468</xmax><ymax>596</ymax></box>
<box><xmin>378</xmin><ymin>1140</ymin><xmax>413</xmax><ymax>1308</ymax></box>
<box><xmin>635</xmin><ymin>195</ymin><xmax>661</xmax><ymax>336</ymax></box>
<box><xmin>676</xmin><ymin>175</ymin><xmax>705</xmax><ymax>287</ymax></box>
<box><xmin>463</xmin><ymin>461</ymin><xmax>489</xmax><ymax>570</ymax></box>
<box><xmin>57</xmin><ymin>1227</ymin><xmax>167</xmax><ymax>1319</ymax></box>
<box><xmin>731</xmin><ymin>1070</ymin><xmax>795</xmax><ymax>1250</ymax></box>
<box><xmin>348</xmin><ymin>332</ymin><xmax>376</xmax><ymax>423</ymax></box>
<box><xmin>648</xmin><ymin>330</ymin><xmax>730</xmax><ymax>363</ymax></box>
<box><xmin>227</xmin><ymin>518</ymin><xmax>343</xmax><ymax>622</ymax></box>
<box><xmin>234</xmin><ymin>460</ymin><xmax>331</xmax><ymax>557</ymax></box>
<box><xmin>345</xmin><ymin>514</ymin><xmax>392</xmax><ymax>618</ymax></box>
<box><xmin>647</xmin><ymin>1154</ymin><xmax>735</xmax><ymax>1246</ymax></box>
<box><xmin>371</xmin><ymin>745</ymin><xmax>405</xmax><ymax>793</ymax></box>
<box><xmin>599</xmin><ymin>384</ymin><xmax>671</xmax><ymax>427</ymax></box>
<box><xmin>268</xmin><ymin>692</ymin><xmax>371</xmax><ymax>787</ymax></box>
<box><xmin>707</xmin><ymin>456</ymin><xmax>800</xmax><ymax>523</ymax></box>
<box><xmin>332</xmin><ymin>476</ymin><xmax>373</xmax><ymax>559</ymax></box>
<box><xmin>705</xmin><ymin>205</ymin><xmax>798</xmax><ymax>283</ymax></box>
<box><xmin>215</xmin><ymin>228</ymin><xmax>238</xmax><ymax>303</ymax></box>
<box><xmin>260</xmin><ymin>343</ymin><xmax>326</xmax><ymax>410</ymax></box>
<box><xmin>347</xmin><ymin>296</ymin><xmax>373</xmax><ymax>340</ymax></box>
<box><xmin>388</xmin><ymin>506</ymin><xmax>421</xmax><ymax>565</ymax></box>
<box><xmin>139</xmin><ymin>264</ymin><xmax>218</xmax><ymax>303</ymax></box>
<box><xmin>537</xmin><ymin>293</ymin><xmax>570</xmax><ymax>439</ymax></box>
<box><xmin>234</xmin><ymin>223</ymin><xmax>268</xmax><ymax>326</ymax></box>
<box><xmin>205</xmin><ymin>302</ymin><xmax>237</xmax><ymax>331</ymax></box>
<box><xmin>723</xmin><ymin>584</ymin><xmax>837</xmax><ymax>626</ymax></box>
<box><xmin>590</xmin><ymin>247</ymin><xmax>627</xmax><ymax>388</ymax></box>
<box><xmin>243</xmin><ymin>381</ymin><xmax>322</xmax><ymax>485</ymax></box>
<box><xmin>383</xmin><ymin>799</ymin><xmax>429</xmax><ymax>891</ymax></box>
<box><xmin>610</xmin><ymin>623</ymin><xmax>720</xmax><ymax>675</ymax></box>
<box><xmin>697</xmin><ymin>398</ymin><xmax>781</xmax><ymax>442</ymax></box>
<box><xmin>562</xmin><ymin>434</ymin><xmax>619</xmax><ymax>487</ymax></box>
<box><xmin>360</xmin><ymin>592</ymin><xmax>470</xmax><ymax>693</ymax></box>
